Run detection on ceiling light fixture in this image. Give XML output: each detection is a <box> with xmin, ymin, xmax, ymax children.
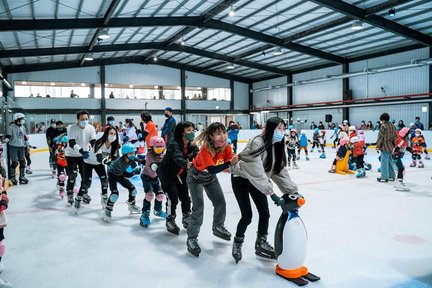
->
<box><xmin>261</xmin><ymin>51</ymin><xmax>266</xmax><ymax>57</ymax></box>
<box><xmin>84</xmin><ymin>53</ymin><xmax>94</xmax><ymax>61</ymax></box>
<box><xmin>229</xmin><ymin>6</ymin><xmax>235</xmax><ymax>17</ymax></box>
<box><xmin>153</xmin><ymin>56</ymin><xmax>158</xmax><ymax>62</ymax></box>
<box><xmin>181</xmin><ymin>38</ymin><xmax>185</xmax><ymax>46</ymax></box>
<box><xmin>272</xmin><ymin>47</ymin><xmax>283</xmax><ymax>55</ymax></box>
<box><xmin>351</xmin><ymin>20</ymin><xmax>364</xmax><ymax>30</ymax></box>
<box><xmin>98</xmin><ymin>29</ymin><xmax>110</xmax><ymax>40</ymax></box>
<box><xmin>226</xmin><ymin>63</ymin><xmax>235</xmax><ymax>69</ymax></box>
<box><xmin>388</xmin><ymin>7</ymin><xmax>396</xmax><ymax>17</ymax></box>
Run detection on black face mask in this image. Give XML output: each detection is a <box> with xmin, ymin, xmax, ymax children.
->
<box><xmin>164</xmin><ymin>113</ymin><xmax>169</xmax><ymax>118</ymax></box>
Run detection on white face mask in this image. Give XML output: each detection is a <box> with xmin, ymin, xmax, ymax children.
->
<box><xmin>20</xmin><ymin>119</ymin><xmax>25</xmax><ymax>125</ymax></box>
<box><xmin>108</xmin><ymin>135</ymin><xmax>116</xmax><ymax>143</ymax></box>
<box><xmin>51</xmin><ymin>124</ymin><xmax>56</xmax><ymax>128</ymax></box>
<box><xmin>415</xmin><ymin>133</ymin><xmax>421</xmax><ymax>137</ymax></box>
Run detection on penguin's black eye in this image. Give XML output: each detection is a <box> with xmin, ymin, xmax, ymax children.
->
<box><xmin>288</xmin><ymin>194</ymin><xmax>298</xmax><ymax>200</ymax></box>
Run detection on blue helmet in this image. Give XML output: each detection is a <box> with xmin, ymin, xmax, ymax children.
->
<box><xmin>121</xmin><ymin>143</ymin><xmax>136</xmax><ymax>155</ymax></box>
<box><xmin>314</xmin><ymin>128</ymin><xmax>319</xmax><ymax>132</ymax></box>
<box><xmin>60</xmin><ymin>135</ymin><xmax>68</xmax><ymax>143</ymax></box>
<box><xmin>334</xmin><ymin>127</ymin><xmax>338</xmax><ymax>131</ymax></box>
<box><xmin>288</xmin><ymin>125</ymin><xmax>294</xmax><ymax>130</ymax></box>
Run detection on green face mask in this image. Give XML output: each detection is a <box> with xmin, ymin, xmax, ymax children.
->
<box><xmin>185</xmin><ymin>132</ymin><xmax>195</xmax><ymax>141</ymax></box>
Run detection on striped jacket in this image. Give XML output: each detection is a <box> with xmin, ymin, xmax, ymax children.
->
<box><xmin>376</xmin><ymin>121</ymin><xmax>397</xmax><ymax>152</ymax></box>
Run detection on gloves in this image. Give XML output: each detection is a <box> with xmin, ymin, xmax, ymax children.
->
<box><xmin>122</xmin><ymin>136</ymin><xmax>130</xmax><ymax>143</ymax></box>
<box><xmin>101</xmin><ymin>156</ymin><xmax>111</xmax><ymax>166</ymax></box>
<box><xmin>82</xmin><ymin>151</ymin><xmax>90</xmax><ymax>159</ymax></box>
<box><xmin>133</xmin><ymin>167</ymin><xmax>141</xmax><ymax>175</ymax></box>
<box><xmin>270</xmin><ymin>194</ymin><xmax>285</xmax><ymax>207</ymax></box>
<box><xmin>150</xmin><ymin>163</ymin><xmax>158</xmax><ymax>171</ymax></box>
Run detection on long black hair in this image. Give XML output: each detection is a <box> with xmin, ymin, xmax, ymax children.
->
<box><xmin>173</xmin><ymin>121</ymin><xmax>195</xmax><ymax>144</ymax></box>
<box><xmin>94</xmin><ymin>126</ymin><xmax>119</xmax><ymax>158</ymax></box>
<box><xmin>250</xmin><ymin>117</ymin><xmax>286</xmax><ymax>174</ymax></box>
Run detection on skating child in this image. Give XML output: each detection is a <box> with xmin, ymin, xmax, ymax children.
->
<box><xmin>185</xmin><ymin>122</ymin><xmax>238</xmax><ymax>257</ymax></box>
<box><xmin>330</xmin><ymin>127</ymin><xmax>339</xmax><ymax>148</ymax></box>
<box><xmin>309</xmin><ymin>128</ymin><xmax>320</xmax><ymax>152</ymax></box>
<box><xmin>410</xmin><ymin>129</ymin><xmax>425</xmax><ymax>168</ymax></box>
<box><xmin>0</xmin><ymin>172</ymin><xmax>11</xmax><ymax>288</ymax></box>
<box><xmin>157</xmin><ymin>121</ymin><xmax>198</xmax><ymax>235</ymax></box>
<box><xmin>55</xmin><ymin>135</ymin><xmax>69</xmax><ymax>198</ymax></box>
<box><xmin>101</xmin><ymin>144</ymin><xmax>142</xmax><ymax>223</ymax></box>
<box><xmin>286</xmin><ymin>129</ymin><xmax>299</xmax><ymax>169</ymax></box>
<box><xmin>392</xmin><ymin>127</ymin><xmax>410</xmax><ymax>191</ymax></box>
<box><xmin>329</xmin><ymin>138</ymin><xmax>348</xmax><ymax>173</ymax></box>
<box><xmin>348</xmin><ymin>126</ymin><xmax>357</xmax><ymax>139</ymax></box>
<box><xmin>297</xmin><ymin>131</ymin><xmax>309</xmax><ymax>160</ymax></box>
<box><xmin>74</xmin><ymin>127</ymin><xmax>119</xmax><ymax>213</ymax></box>
<box><xmin>412</xmin><ymin>129</ymin><xmax>430</xmax><ymax>160</ymax></box>
<box><xmin>350</xmin><ymin>136</ymin><xmax>365</xmax><ymax>178</ymax></box>
<box><xmin>139</xmin><ymin>136</ymin><xmax>167</xmax><ymax>227</ymax></box>
<box><xmin>318</xmin><ymin>130</ymin><xmax>326</xmax><ymax>158</ymax></box>
<box><xmin>230</xmin><ymin>117</ymin><xmax>299</xmax><ymax>264</ymax></box>
<box><xmin>24</xmin><ymin>135</ymin><xmax>36</xmax><ymax>174</ymax></box>
<box><xmin>227</xmin><ymin>121</ymin><xmax>239</xmax><ymax>154</ymax></box>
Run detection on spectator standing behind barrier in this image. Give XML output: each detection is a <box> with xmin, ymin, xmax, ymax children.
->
<box><xmin>161</xmin><ymin>107</ymin><xmax>176</xmax><ymax>145</ymax></box>
<box><xmin>366</xmin><ymin>121</ymin><xmax>373</xmax><ymax>130</ymax></box>
<box><xmin>373</xmin><ymin>121</ymin><xmax>381</xmax><ymax>131</ymax></box>
<box><xmin>414</xmin><ymin>116</ymin><xmax>424</xmax><ymax>130</ymax></box>
<box><xmin>318</xmin><ymin>121</ymin><xmax>325</xmax><ymax>130</ymax></box>
<box><xmin>397</xmin><ymin>120</ymin><xmax>405</xmax><ymax>131</ymax></box>
<box><xmin>376</xmin><ymin>113</ymin><xmax>397</xmax><ymax>182</ymax></box>
<box><xmin>6</xmin><ymin>113</ymin><xmax>29</xmax><ymax>185</ymax></box>
<box><xmin>359</xmin><ymin>121</ymin><xmax>367</xmax><ymax>130</ymax></box>
<box><xmin>309</xmin><ymin>121</ymin><xmax>317</xmax><ymax>129</ymax></box>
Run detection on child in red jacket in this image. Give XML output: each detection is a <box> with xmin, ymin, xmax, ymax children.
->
<box><xmin>350</xmin><ymin>136</ymin><xmax>365</xmax><ymax>178</ymax></box>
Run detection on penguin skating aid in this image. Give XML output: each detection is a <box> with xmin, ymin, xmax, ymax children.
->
<box><xmin>274</xmin><ymin>194</ymin><xmax>320</xmax><ymax>286</ymax></box>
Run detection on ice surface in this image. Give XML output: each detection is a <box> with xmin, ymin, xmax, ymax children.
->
<box><xmin>3</xmin><ymin>145</ymin><xmax>432</xmax><ymax>288</ymax></box>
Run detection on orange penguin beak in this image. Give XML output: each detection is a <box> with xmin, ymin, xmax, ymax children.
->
<box><xmin>297</xmin><ymin>197</ymin><xmax>306</xmax><ymax>207</ymax></box>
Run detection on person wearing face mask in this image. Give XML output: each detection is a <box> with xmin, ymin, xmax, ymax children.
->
<box><xmin>73</xmin><ymin>127</ymin><xmax>119</xmax><ymax>213</ymax></box>
<box><xmin>122</xmin><ymin>118</ymin><xmax>138</xmax><ymax>146</ymax></box>
<box><xmin>185</xmin><ymin>122</ymin><xmax>239</xmax><ymax>257</ymax></box>
<box><xmin>161</xmin><ymin>107</ymin><xmax>176</xmax><ymax>145</ymax></box>
<box><xmin>157</xmin><ymin>121</ymin><xmax>198</xmax><ymax>235</ymax></box>
<box><xmin>65</xmin><ymin>110</ymin><xmax>96</xmax><ymax>206</ymax></box>
<box><xmin>230</xmin><ymin>117</ymin><xmax>299</xmax><ymax>264</ymax></box>
<box><xmin>6</xmin><ymin>113</ymin><xmax>29</xmax><ymax>185</ymax></box>
<box><xmin>103</xmin><ymin>116</ymin><xmax>115</xmax><ymax>132</ymax></box>
<box><xmin>46</xmin><ymin>118</ymin><xmax>58</xmax><ymax>176</ymax></box>
<box><xmin>101</xmin><ymin>144</ymin><xmax>143</xmax><ymax>223</ymax></box>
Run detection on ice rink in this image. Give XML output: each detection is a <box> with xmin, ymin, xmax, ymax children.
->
<box><xmin>3</xmin><ymin>144</ymin><xmax>432</xmax><ymax>288</ymax></box>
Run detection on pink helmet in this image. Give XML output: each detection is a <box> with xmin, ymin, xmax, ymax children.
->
<box><xmin>290</xmin><ymin>128</ymin><xmax>297</xmax><ymax>133</ymax></box>
<box><xmin>149</xmin><ymin>136</ymin><xmax>165</xmax><ymax>147</ymax></box>
<box><xmin>399</xmin><ymin>127</ymin><xmax>410</xmax><ymax>138</ymax></box>
<box><xmin>339</xmin><ymin>138</ymin><xmax>348</xmax><ymax>145</ymax></box>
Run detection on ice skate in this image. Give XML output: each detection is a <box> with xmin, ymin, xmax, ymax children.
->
<box><xmin>394</xmin><ymin>179</ymin><xmax>410</xmax><ymax>191</ymax></box>
<box><xmin>377</xmin><ymin>167</ymin><xmax>382</xmax><ymax>172</ymax></box>
<box><xmin>410</xmin><ymin>160</ymin><xmax>416</xmax><ymax>167</ymax></box>
<box><xmin>425</xmin><ymin>154</ymin><xmax>430</xmax><ymax>160</ymax></box>
<box><xmin>140</xmin><ymin>212</ymin><xmax>151</xmax><ymax>227</ymax></box>
<box><xmin>319</xmin><ymin>153</ymin><xmax>326</xmax><ymax>159</ymax></box>
<box><xmin>356</xmin><ymin>168</ymin><xmax>365</xmax><ymax>178</ymax></box>
<box><xmin>100</xmin><ymin>194</ymin><xmax>108</xmax><ymax>208</ymax></box>
<box><xmin>287</xmin><ymin>162</ymin><xmax>292</xmax><ymax>170</ymax></box>
<box><xmin>101</xmin><ymin>209</ymin><xmax>112</xmax><ymax>223</ymax></box>
<box><xmin>19</xmin><ymin>176</ymin><xmax>29</xmax><ymax>184</ymax></box>
<box><xmin>73</xmin><ymin>196</ymin><xmax>82</xmax><ymax>214</ymax></box>
<box><xmin>255</xmin><ymin>234</ymin><xmax>276</xmax><ymax>259</ymax></box>
<box><xmin>51</xmin><ymin>169</ymin><xmax>56</xmax><ymax>178</ymax></box>
<box><xmin>182</xmin><ymin>212</ymin><xmax>191</xmax><ymax>229</ymax></box>
<box><xmin>9</xmin><ymin>178</ymin><xmax>17</xmax><ymax>186</ymax></box>
<box><xmin>67</xmin><ymin>193</ymin><xmax>74</xmax><ymax>206</ymax></box>
<box><xmin>213</xmin><ymin>225</ymin><xmax>231</xmax><ymax>241</ymax></box>
<box><xmin>328</xmin><ymin>165</ymin><xmax>336</xmax><ymax>173</ymax></box>
<box><xmin>292</xmin><ymin>162</ymin><xmax>299</xmax><ymax>169</ymax></box>
<box><xmin>127</xmin><ymin>201</ymin><xmax>140</xmax><ymax>214</ymax></box>
<box><xmin>166</xmin><ymin>216</ymin><xmax>180</xmax><ymax>235</ymax></box>
<box><xmin>418</xmin><ymin>160</ymin><xmax>424</xmax><ymax>168</ymax></box>
<box><xmin>364</xmin><ymin>163</ymin><xmax>372</xmax><ymax>171</ymax></box>
<box><xmin>187</xmin><ymin>237</ymin><xmax>201</xmax><ymax>257</ymax></box>
<box><xmin>232</xmin><ymin>236</ymin><xmax>244</xmax><ymax>264</ymax></box>
<box><xmin>59</xmin><ymin>187</ymin><xmax>65</xmax><ymax>199</ymax></box>
<box><xmin>310</xmin><ymin>149</ymin><xmax>314</xmax><ymax>153</ymax></box>
<box><xmin>317</xmin><ymin>149</ymin><xmax>321</xmax><ymax>153</ymax></box>
<box><xmin>306</xmin><ymin>156</ymin><xmax>309</xmax><ymax>161</ymax></box>
<box><xmin>296</xmin><ymin>156</ymin><xmax>300</xmax><ymax>161</ymax></box>
<box><xmin>153</xmin><ymin>209</ymin><xmax>167</xmax><ymax>219</ymax></box>
<box><xmin>25</xmin><ymin>165</ymin><xmax>32</xmax><ymax>174</ymax></box>
<box><xmin>82</xmin><ymin>193</ymin><xmax>91</xmax><ymax>204</ymax></box>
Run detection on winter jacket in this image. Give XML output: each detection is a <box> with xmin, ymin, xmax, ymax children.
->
<box><xmin>376</xmin><ymin>121</ymin><xmax>397</xmax><ymax>152</ymax></box>
<box><xmin>299</xmin><ymin>135</ymin><xmax>308</xmax><ymax>147</ymax></box>
<box><xmin>161</xmin><ymin>116</ymin><xmax>176</xmax><ymax>144</ymax></box>
<box><xmin>232</xmin><ymin>136</ymin><xmax>298</xmax><ymax>195</ymax></box>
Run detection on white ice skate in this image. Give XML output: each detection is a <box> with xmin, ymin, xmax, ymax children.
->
<box><xmin>127</xmin><ymin>201</ymin><xmax>141</xmax><ymax>214</ymax></box>
<box><xmin>394</xmin><ymin>180</ymin><xmax>410</xmax><ymax>191</ymax></box>
<box><xmin>101</xmin><ymin>209</ymin><xmax>112</xmax><ymax>223</ymax></box>
<box><xmin>292</xmin><ymin>162</ymin><xmax>299</xmax><ymax>169</ymax></box>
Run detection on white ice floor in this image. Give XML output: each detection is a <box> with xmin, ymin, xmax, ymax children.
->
<box><xmin>2</xmin><ymin>144</ymin><xmax>432</xmax><ymax>288</ymax></box>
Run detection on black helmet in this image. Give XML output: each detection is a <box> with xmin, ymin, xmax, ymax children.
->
<box><xmin>50</xmin><ymin>118</ymin><xmax>56</xmax><ymax>124</ymax></box>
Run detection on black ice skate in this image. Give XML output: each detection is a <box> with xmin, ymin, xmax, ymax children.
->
<box><xmin>232</xmin><ymin>236</ymin><xmax>244</xmax><ymax>264</ymax></box>
<box><xmin>213</xmin><ymin>226</ymin><xmax>231</xmax><ymax>241</ymax></box>
<box><xmin>82</xmin><ymin>193</ymin><xmax>91</xmax><ymax>204</ymax></box>
<box><xmin>166</xmin><ymin>216</ymin><xmax>180</xmax><ymax>235</ymax></box>
<box><xmin>255</xmin><ymin>234</ymin><xmax>276</xmax><ymax>259</ymax></box>
<box><xmin>9</xmin><ymin>178</ymin><xmax>17</xmax><ymax>186</ymax></box>
<box><xmin>187</xmin><ymin>237</ymin><xmax>201</xmax><ymax>257</ymax></box>
<box><xmin>19</xmin><ymin>176</ymin><xmax>29</xmax><ymax>184</ymax></box>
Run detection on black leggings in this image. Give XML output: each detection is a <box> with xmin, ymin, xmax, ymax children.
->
<box><xmin>162</xmin><ymin>174</ymin><xmax>191</xmax><ymax>218</ymax></box>
<box><xmin>106</xmin><ymin>172</ymin><xmax>136</xmax><ymax>211</ymax></box>
<box><xmin>78</xmin><ymin>162</ymin><xmax>108</xmax><ymax>197</ymax></box>
<box><xmin>231</xmin><ymin>175</ymin><xmax>270</xmax><ymax>237</ymax></box>
<box><xmin>66</xmin><ymin>156</ymin><xmax>84</xmax><ymax>195</ymax></box>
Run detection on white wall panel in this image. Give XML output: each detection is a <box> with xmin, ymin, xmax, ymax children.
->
<box><xmin>185</xmin><ymin>100</ymin><xmax>230</xmax><ymax>110</ymax></box>
<box><xmin>106</xmin><ymin>99</ymin><xmax>181</xmax><ymax>110</ymax></box>
<box><xmin>349</xmin><ymin>48</ymin><xmax>429</xmax><ymax>99</ymax></box>
<box><xmin>13</xmin><ymin>98</ymin><xmax>101</xmax><ymax>110</ymax></box>
<box><xmin>292</xmin><ymin>108</ymin><xmax>343</xmax><ymax>127</ymax></box>
<box><xmin>293</xmin><ymin>66</ymin><xmax>343</xmax><ymax>105</ymax></box>
<box><xmin>185</xmin><ymin>71</ymin><xmax>230</xmax><ymax>88</ymax></box>
<box><xmin>234</xmin><ymin>81</ymin><xmax>249</xmax><ymax>110</ymax></box>
<box><xmin>106</xmin><ymin>64</ymin><xmax>180</xmax><ymax>86</ymax></box>
<box><xmin>349</xmin><ymin>103</ymin><xmax>429</xmax><ymax>129</ymax></box>
<box><xmin>252</xmin><ymin>76</ymin><xmax>288</xmax><ymax>108</ymax></box>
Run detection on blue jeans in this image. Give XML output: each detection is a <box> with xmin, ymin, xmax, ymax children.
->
<box><xmin>380</xmin><ymin>151</ymin><xmax>395</xmax><ymax>179</ymax></box>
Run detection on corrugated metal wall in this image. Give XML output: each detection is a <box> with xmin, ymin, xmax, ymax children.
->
<box><xmin>293</xmin><ymin>66</ymin><xmax>343</xmax><ymax>104</ymax></box>
<box><xmin>252</xmin><ymin>76</ymin><xmax>288</xmax><ymax>108</ymax></box>
<box><xmin>349</xmin><ymin>103</ymin><xmax>429</xmax><ymax>128</ymax></box>
<box><xmin>106</xmin><ymin>64</ymin><xmax>180</xmax><ymax>86</ymax></box>
<box><xmin>234</xmin><ymin>81</ymin><xmax>249</xmax><ymax>110</ymax></box>
<box><xmin>349</xmin><ymin>48</ymin><xmax>429</xmax><ymax>99</ymax></box>
<box><xmin>185</xmin><ymin>71</ymin><xmax>230</xmax><ymax>88</ymax></box>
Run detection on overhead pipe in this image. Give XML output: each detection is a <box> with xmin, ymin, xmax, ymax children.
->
<box><xmin>252</xmin><ymin>58</ymin><xmax>432</xmax><ymax>92</ymax></box>
<box><xmin>0</xmin><ymin>73</ymin><xmax>12</xmax><ymax>90</ymax></box>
